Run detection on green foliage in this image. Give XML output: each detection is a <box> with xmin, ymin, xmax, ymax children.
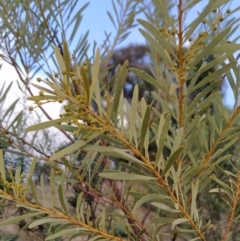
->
<box><xmin>0</xmin><ymin>0</ymin><xmax>240</xmax><ymax>241</ymax></box>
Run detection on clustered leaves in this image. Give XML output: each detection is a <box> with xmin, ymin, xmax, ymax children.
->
<box><xmin>0</xmin><ymin>0</ymin><xmax>240</xmax><ymax>241</ymax></box>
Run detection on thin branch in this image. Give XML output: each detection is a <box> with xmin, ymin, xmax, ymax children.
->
<box><xmin>141</xmin><ymin>204</ymin><xmax>152</xmax><ymax>226</ymax></box>
<box><xmin>0</xmin><ymin>191</ymin><xmax>122</xmax><ymax>241</ymax></box>
<box><xmin>221</xmin><ymin>172</ymin><xmax>240</xmax><ymax>241</ymax></box>
<box><xmin>177</xmin><ymin>0</ymin><xmax>184</xmax><ymax>129</ymax></box>
<box><xmin>186</xmin><ymin>106</ymin><xmax>240</xmax><ymax>207</ymax></box>
<box><xmin>171</xmin><ymin>233</ymin><xmax>178</xmax><ymax>241</ymax></box>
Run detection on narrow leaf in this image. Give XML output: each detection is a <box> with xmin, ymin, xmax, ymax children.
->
<box><xmin>140</xmin><ymin>105</ymin><xmax>151</xmax><ymax>152</ymax></box>
<box><xmin>99</xmin><ymin>172</ymin><xmax>156</xmax><ymax>180</ymax></box>
<box><xmin>58</xmin><ymin>173</ymin><xmax>68</xmax><ymax>214</ymax></box>
<box><xmin>162</xmin><ymin>146</ymin><xmax>183</xmax><ymax>176</ymax></box>
<box><xmin>0</xmin><ymin>150</ymin><xmax>6</xmax><ymax>181</ymax></box>
<box><xmin>40</xmin><ymin>174</ymin><xmax>47</xmax><ymax>207</ymax></box>
<box><xmin>76</xmin><ymin>192</ymin><xmax>83</xmax><ymax>221</ymax></box>
<box><xmin>46</xmin><ymin>228</ymin><xmax>86</xmax><ymax>240</ymax></box>
<box><xmin>110</xmin><ymin>60</ymin><xmax>128</xmax><ymax>123</ymax></box>
<box><xmin>90</xmin><ymin>48</ymin><xmax>102</xmax><ymax>115</ymax></box>
<box><xmin>133</xmin><ymin>194</ymin><xmax>170</xmax><ymax>213</ymax></box>
<box><xmin>82</xmin><ymin>146</ymin><xmax>145</xmax><ymax>165</ymax></box>
<box><xmin>54</xmin><ymin>46</ymin><xmax>66</xmax><ymax>72</ymax></box>
<box><xmin>155</xmin><ymin>115</ymin><xmax>171</xmax><ymax>166</ymax></box>
<box><xmin>29</xmin><ymin>218</ymin><xmax>67</xmax><ymax>229</ymax></box>
<box><xmin>151</xmin><ymin>202</ymin><xmax>179</xmax><ymax>213</ymax></box>
<box><xmin>26</xmin><ymin>117</ymin><xmax>72</xmax><ymax>132</ymax></box>
<box><xmin>50</xmin><ymin>132</ymin><xmax>101</xmax><ymax>161</ymax></box>
<box><xmin>0</xmin><ymin>212</ymin><xmax>42</xmax><ymax>226</ymax></box>
<box><xmin>130</xmin><ymin>68</ymin><xmax>163</xmax><ymax>89</ymax></box>
<box><xmin>191</xmin><ymin>180</ymin><xmax>199</xmax><ymax>220</ymax></box>
<box><xmin>172</xmin><ymin>218</ymin><xmax>188</xmax><ymax>229</ymax></box>
<box><xmin>50</xmin><ymin>168</ymin><xmax>56</xmax><ymax>208</ymax></box>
